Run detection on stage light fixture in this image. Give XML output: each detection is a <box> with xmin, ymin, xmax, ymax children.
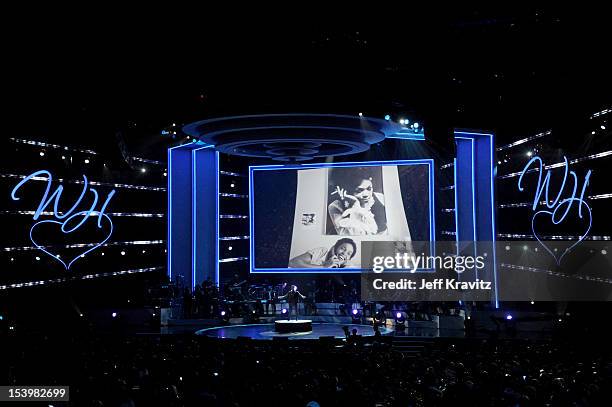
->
<box><xmin>61</xmin><ymin>155</ymin><xmax>66</xmax><ymax>159</ymax></box>
<box><xmin>39</xmin><ymin>151</ymin><xmax>45</xmax><ymax>157</ymax></box>
<box><xmin>374</xmin><ymin>310</ymin><xmax>385</xmax><ymax>325</ymax></box>
<box><xmin>163</xmin><ymin>172</ymin><xmax>167</xmax><ymax>177</ymax></box>
<box><xmin>220</xmin><ymin>310</ymin><xmax>230</xmax><ymax>322</ymax></box>
<box><xmin>141</xmin><ymin>168</ymin><xmax>146</xmax><ymax>173</ymax></box>
<box><xmin>281</xmin><ymin>308</ymin><xmax>288</xmax><ymax>315</ymax></box>
<box><xmin>384</xmin><ymin>114</ymin><xmax>390</xmax><ymax>120</ymax></box>
<box><xmin>395</xmin><ymin>311</ymin><xmax>406</xmax><ymax>330</ymax></box>
<box><xmin>602</xmin><ymin>125</ymin><xmax>606</xmax><ymax>130</ymax></box>
<box><xmin>35</xmin><ymin>256</ymin><xmax>40</xmax><ymax>261</ymax></box>
<box><xmin>413</xmin><ymin>122</ymin><xmax>419</xmax><ymax>128</ymax></box>
<box><xmin>506</xmin><ymin>314</ymin><xmax>513</xmax><ymax>320</ymax></box>
<box><xmin>112</xmin><ymin>312</ymin><xmax>117</xmax><ymax>318</ymax></box>
<box><xmin>84</xmin><ymin>159</ymin><xmax>90</xmax><ymax>164</ymax></box>
<box><xmin>530</xmin><ymin>301</ymin><xmax>535</xmax><ymax>304</ymax></box>
<box><xmin>358</xmin><ymin>112</ymin><xmax>363</xmax><ymax>117</ymax></box>
<box><xmin>228</xmin><ymin>246</ymin><xmax>233</xmax><ymax>251</ymax></box>
<box><xmin>527</xmin><ymin>151</ymin><xmax>533</xmax><ymax>157</ymax></box>
<box><xmin>121</xmin><ymin>251</ymin><xmax>126</xmax><ymax>256</ymax></box>
<box><xmin>352</xmin><ymin>309</ymin><xmax>358</xmax><ymax>315</ymax></box>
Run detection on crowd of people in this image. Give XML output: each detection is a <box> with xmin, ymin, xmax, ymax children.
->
<box><xmin>4</xmin><ymin>328</ymin><xmax>610</xmax><ymax>406</ymax></box>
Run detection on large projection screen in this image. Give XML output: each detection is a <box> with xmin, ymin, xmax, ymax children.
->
<box><xmin>250</xmin><ymin>160</ymin><xmax>435</xmax><ymax>273</ymax></box>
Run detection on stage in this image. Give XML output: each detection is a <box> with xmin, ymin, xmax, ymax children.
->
<box><xmin>195</xmin><ymin>322</ymin><xmax>393</xmax><ymax>340</ymax></box>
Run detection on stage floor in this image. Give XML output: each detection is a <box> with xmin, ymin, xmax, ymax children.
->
<box><xmin>195</xmin><ymin>322</ymin><xmax>393</xmax><ymax>340</ymax></box>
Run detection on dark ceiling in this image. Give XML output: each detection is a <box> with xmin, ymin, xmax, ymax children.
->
<box><xmin>4</xmin><ymin>7</ymin><xmax>610</xmax><ymax>159</ymax></box>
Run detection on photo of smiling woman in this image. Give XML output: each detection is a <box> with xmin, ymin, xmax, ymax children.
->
<box><xmin>327</xmin><ymin>166</ymin><xmax>387</xmax><ymax>236</ymax></box>
<box><xmin>288</xmin><ymin>238</ymin><xmax>357</xmax><ymax>268</ymax></box>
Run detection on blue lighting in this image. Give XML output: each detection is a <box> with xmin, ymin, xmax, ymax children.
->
<box><xmin>192</xmin><ymin>145</ymin><xmax>215</xmax><ymax>290</ymax></box>
<box><xmin>506</xmin><ymin>314</ymin><xmax>513</xmax><ymax>320</ymax></box>
<box><xmin>384</xmin><ymin>114</ymin><xmax>391</xmax><ymax>121</ymax></box>
<box><xmin>454</xmin><ymin>131</ymin><xmax>499</xmax><ymax>308</ymax></box>
<box><xmin>352</xmin><ymin>309</ymin><xmax>359</xmax><ymax>315</ymax></box>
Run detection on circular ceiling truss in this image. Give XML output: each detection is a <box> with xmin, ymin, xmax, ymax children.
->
<box><xmin>182</xmin><ymin>114</ymin><xmax>403</xmax><ymax>162</ymax></box>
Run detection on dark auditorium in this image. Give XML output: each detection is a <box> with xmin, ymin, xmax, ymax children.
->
<box><xmin>2</xmin><ymin>7</ymin><xmax>612</xmax><ymax>407</ymax></box>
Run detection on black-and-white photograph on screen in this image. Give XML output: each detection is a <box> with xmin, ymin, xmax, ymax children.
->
<box><xmin>250</xmin><ymin>161</ymin><xmax>432</xmax><ymax>271</ymax></box>
<box><xmin>288</xmin><ymin>237</ymin><xmax>357</xmax><ymax>268</ymax></box>
<box><xmin>326</xmin><ymin>166</ymin><xmax>387</xmax><ymax>236</ymax></box>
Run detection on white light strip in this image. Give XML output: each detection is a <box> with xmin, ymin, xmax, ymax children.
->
<box><xmin>0</xmin><ymin>210</ymin><xmax>164</xmax><ymax>218</ymax></box>
<box><xmin>591</xmin><ymin>108</ymin><xmax>611</xmax><ymax>118</ymax></box>
<box><xmin>219</xmin><ymin>236</ymin><xmax>249</xmax><ymax>241</ymax></box>
<box><xmin>440</xmin><ymin>162</ymin><xmax>454</xmax><ymax>170</ymax></box>
<box><xmin>0</xmin><ymin>173</ymin><xmax>167</xmax><ymax>192</ymax></box>
<box><xmin>441</xmin><ymin>208</ymin><xmax>456</xmax><ymax>213</ymax></box>
<box><xmin>498</xmin><ymin>202</ymin><xmax>532</xmax><ymax>208</ymax></box>
<box><xmin>589</xmin><ymin>193</ymin><xmax>612</xmax><ymax>200</ymax></box>
<box><xmin>440</xmin><ymin>185</ymin><xmax>455</xmax><ymax>191</ymax></box>
<box><xmin>131</xmin><ymin>157</ymin><xmax>164</xmax><ymax>165</ymax></box>
<box><xmin>497</xmin><ymin>234</ymin><xmax>610</xmax><ymax>241</ymax></box>
<box><xmin>496</xmin><ymin>130</ymin><xmax>552</xmax><ymax>152</ymax></box>
<box><xmin>9</xmin><ymin>137</ymin><xmax>98</xmax><ymax>155</ymax></box>
<box><xmin>500</xmin><ymin>193</ymin><xmax>612</xmax><ymax>208</ymax></box>
<box><xmin>500</xmin><ymin>263</ymin><xmax>612</xmax><ymax>285</ymax></box>
<box><xmin>219</xmin><ymin>193</ymin><xmax>248</xmax><ymax>198</ymax></box>
<box><xmin>442</xmin><ymin>231</ymin><xmax>457</xmax><ymax>236</ymax></box>
<box><xmin>219</xmin><ymin>214</ymin><xmax>248</xmax><ymax>219</ymax></box>
<box><xmin>3</xmin><ymin>240</ymin><xmax>165</xmax><ymax>252</ymax></box>
<box><xmin>220</xmin><ymin>171</ymin><xmax>246</xmax><ymax>177</ymax></box>
<box><xmin>0</xmin><ymin>266</ymin><xmax>163</xmax><ymax>290</ymax></box>
<box><xmin>219</xmin><ymin>256</ymin><xmax>249</xmax><ymax>263</ymax></box>
<box><xmin>498</xmin><ymin>151</ymin><xmax>612</xmax><ymax>179</ymax></box>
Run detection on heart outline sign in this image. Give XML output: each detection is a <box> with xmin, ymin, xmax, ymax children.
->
<box><xmin>531</xmin><ymin>200</ymin><xmax>592</xmax><ymax>265</ymax></box>
<box><xmin>29</xmin><ymin>212</ymin><xmax>114</xmax><ymax>270</ymax></box>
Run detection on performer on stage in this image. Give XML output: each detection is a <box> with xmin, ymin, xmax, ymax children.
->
<box><xmin>278</xmin><ymin>285</ymin><xmax>306</xmax><ymax>321</ymax></box>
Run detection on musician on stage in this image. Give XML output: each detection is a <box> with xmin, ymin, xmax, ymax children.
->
<box><xmin>278</xmin><ymin>285</ymin><xmax>306</xmax><ymax>321</ymax></box>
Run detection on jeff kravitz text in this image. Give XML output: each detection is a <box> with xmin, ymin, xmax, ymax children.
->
<box><xmin>372</xmin><ymin>278</ymin><xmax>492</xmax><ymax>291</ymax></box>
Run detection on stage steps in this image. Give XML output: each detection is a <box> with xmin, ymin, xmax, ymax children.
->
<box><xmin>390</xmin><ymin>337</ymin><xmax>432</xmax><ymax>357</ymax></box>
